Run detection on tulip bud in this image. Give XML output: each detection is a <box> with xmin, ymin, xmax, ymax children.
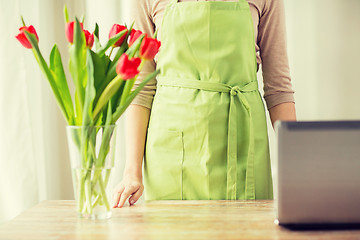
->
<box><xmin>15</xmin><ymin>25</ymin><xmax>39</xmax><ymax>49</ymax></box>
<box><xmin>128</xmin><ymin>29</ymin><xmax>144</xmax><ymax>47</ymax></box>
<box><xmin>83</xmin><ymin>30</ymin><xmax>94</xmax><ymax>48</ymax></box>
<box><xmin>140</xmin><ymin>37</ymin><xmax>161</xmax><ymax>60</ymax></box>
<box><xmin>109</xmin><ymin>24</ymin><xmax>128</xmax><ymax>47</ymax></box>
<box><xmin>116</xmin><ymin>53</ymin><xmax>141</xmax><ymax>80</ymax></box>
<box><xmin>65</xmin><ymin>21</ymin><xmax>84</xmax><ymax>44</ymax></box>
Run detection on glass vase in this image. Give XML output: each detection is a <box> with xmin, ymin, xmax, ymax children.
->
<box><xmin>66</xmin><ymin>125</ymin><xmax>116</xmax><ymax>219</ymax></box>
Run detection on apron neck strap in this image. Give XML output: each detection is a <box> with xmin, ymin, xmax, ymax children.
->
<box><xmin>170</xmin><ymin>0</ymin><xmax>244</xmax><ymax>3</ymax></box>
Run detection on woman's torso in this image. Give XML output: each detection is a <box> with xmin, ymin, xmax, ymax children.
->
<box><xmin>129</xmin><ymin>0</ymin><xmax>294</xmax><ymax>112</ymax></box>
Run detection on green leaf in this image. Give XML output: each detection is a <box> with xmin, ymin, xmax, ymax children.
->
<box><xmin>64</xmin><ymin>5</ymin><xmax>69</xmax><ymax>23</ymax></box>
<box><xmin>105</xmin><ymin>100</ymin><xmax>113</xmax><ymax>126</ymax></box>
<box><xmin>93</xmin><ymin>75</ymin><xmax>123</xmax><ymax>120</ymax></box>
<box><xmin>94</xmin><ymin>23</ymin><xmax>99</xmax><ymax>39</ymax></box>
<box><xmin>93</xmin><ymin>23</ymin><xmax>101</xmax><ymax>52</ymax></box>
<box><xmin>49</xmin><ymin>44</ymin><xmax>74</xmax><ymax>124</ymax></box>
<box><xmin>82</xmin><ymin>49</ymin><xmax>96</xmax><ymax>126</ymax></box>
<box><xmin>93</xmin><ymin>43</ymin><xmax>126</xmax><ymax>108</ymax></box>
<box><xmin>69</xmin><ymin>17</ymin><xmax>87</xmax><ymax>125</ymax></box>
<box><xmin>110</xmin><ymin>80</ymin><xmax>126</xmax><ymax>113</ymax></box>
<box><xmin>74</xmin><ymin>92</ymin><xmax>82</xmax><ymax>125</ymax></box>
<box><xmin>89</xmin><ymin>50</ymin><xmax>109</xmax><ymax>92</ymax></box>
<box><xmin>112</xmin><ymin>69</ymin><xmax>160</xmax><ymax>123</ymax></box>
<box><xmin>129</xmin><ymin>22</ymin><xmax>135</xmax><ymax>31</ymax></box>
<box><xmin>100</xmin><ymin>103</ymin><xmax>108</xmax><ymax>126</ymax></box>
<box><xmin>24</xmin><ymin>31</ymin><xmax>71</xmax><ymax>123</ymax></box>
<box><xmin>119</xmin><ymin>78</ymin><xmax>135</xmax><ymax>107</ymax></box>
<box><xmin>96</xmin><ymin>29</ymin><xmax>128</xmax><ymax>57</ymax></box>
<box><xmin>94</xmin><ymin>35</ymin><xmax>102</xmax><ymax>53</ymax></box>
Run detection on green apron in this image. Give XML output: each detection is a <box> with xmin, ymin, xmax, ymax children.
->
<box><xmin>144</xmin><ymin>0</ymin><xmax>273</xmax><ymax>200</ymax></box>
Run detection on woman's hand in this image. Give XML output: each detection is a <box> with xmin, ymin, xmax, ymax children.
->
<box><xmin>112</xmin><ymin>173</ymin><xmax>144</xmax><ymax>208</ymax></box>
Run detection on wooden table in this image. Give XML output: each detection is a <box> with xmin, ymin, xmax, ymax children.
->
<box><xmin>0</xmin><ymin>200</ymin><xmax>359</xmax><ymax>239</ymax></box>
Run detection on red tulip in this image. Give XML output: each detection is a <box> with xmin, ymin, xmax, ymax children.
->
<box><xmin>116</xmin><ymin>53</ymin><xmax>141</xmax><ymax>80</ymax></box>
<box><xmin>109</xmin><ymin>24</ymin><xmax>128</xmax><ymax>47</ymax></box>
<box><xmin>83</xmin><ymin>30</ymin><xmax>94</xmax><ymax>48</ymax></box>
<box><xmin>65</xmin><ymin>21</ymin><xmax>84</xmax><ymax>44</ymax></box>
<box><xmin>140</xmin><ymin>37</ymin><xmax>161</xmax><ymax>60</ymax></box>
<box><xmin>15</xmin><ymin>25</ymin><xmax>39</xmax><ymax>49</ymax></box>
<box><xmin>128</xmin><ymin>29</ymin><xmax>144</xmax><ymax>47</ymax></box>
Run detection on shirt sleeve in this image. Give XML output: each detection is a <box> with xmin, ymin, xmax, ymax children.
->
<box><xmin>258</xmin><ymin>0</ymin><xmax>295</xmax><ymax>109</ymax></box>
<box><xmin>127</xmin><ymin>0</ymin><xmax>157</xmax><ymax>109</ymax></box>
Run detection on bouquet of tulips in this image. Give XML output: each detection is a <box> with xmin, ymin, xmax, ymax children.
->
<box><xmin>16</xmin><ymin>7</ymin><xmax>160</xmax><ymax>217</ymax></box>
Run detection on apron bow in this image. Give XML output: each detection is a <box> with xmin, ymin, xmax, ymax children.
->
<box><xmin>230</xmin><ymin>86</ymin><xmax>241</xmax><ymax>96</ymax></box>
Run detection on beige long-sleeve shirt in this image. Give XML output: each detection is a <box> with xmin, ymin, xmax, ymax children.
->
<box><xmin>128</xmin><ymin>0</ymin><xmax>295</xmax><ymax>110</ymax></box>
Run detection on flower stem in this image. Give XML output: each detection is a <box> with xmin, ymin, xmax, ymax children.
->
<box><xmin>78</xmin><ymin>170</ymin><xmax>86</xmax><ymax>213</ymax></box>
<box><xmin>109</xmin><ymin>47</ymin><xmax>114</xmax><ymax>59</ymax></box>
<box><xmin>21</xmin><ymin>16</ymin><xmax>26</xmax><ymax>27</ymax></box>
<box><xmin>84</xmin><ymin>174</ymin><xmax>92</xmax><ymax>214</ymax></box>
<box><xmin>98</xmin><ymin>177</ymin><xmax>111</xmax><ymax>211</ymax></box>
<box><xmin>138</xmin><ymin>59</ymin><xmax>145</xmax><ymax>71</ymax></box>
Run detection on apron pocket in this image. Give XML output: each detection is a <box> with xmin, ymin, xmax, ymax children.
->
<box><xmin>144</xmin><ymin>128</ymin><xmax>184</xmax><ymax>200</ymax></box>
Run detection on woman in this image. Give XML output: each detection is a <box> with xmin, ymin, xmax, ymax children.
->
<box><xmin>113</xmin><ymin>0</ymin><xmax>296</xmax><ymax>207</ymax></box>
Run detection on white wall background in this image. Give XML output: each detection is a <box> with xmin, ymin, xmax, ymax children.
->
<box><xmin>265</xmin><ymin>0</ymin><xmax>360</xmax><ymax>179</ymax></box>
<box><xmin>285</xmin><ymin>0</ymin><xmax>360</xmax><ymax>121</ymax></box>
<box><xmin>1</xmin><ymin>0</ymin><xmax>360</xmax><ymax>223</ymax></box>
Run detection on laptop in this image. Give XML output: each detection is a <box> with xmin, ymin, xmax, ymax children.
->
<box><xmin>274</xmin><ymin>121</ymin><xmax>360</xmax><ymax>228</ymax></box>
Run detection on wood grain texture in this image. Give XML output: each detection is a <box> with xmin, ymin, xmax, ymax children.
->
<box><xmin>0</xmin><ymin>200</ymin><xmax>359</xmax><ymax>240</ymax></box>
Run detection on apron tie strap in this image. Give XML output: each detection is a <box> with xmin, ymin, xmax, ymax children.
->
<box><xmin>157</xmin><ymin>77</ymin><xmax>257</xmax><ymax>200</ymax></box>
<box><xmin>227</xmin><ymin>86</ymin><xmax>255</xmax><ymax>200</ymax></box>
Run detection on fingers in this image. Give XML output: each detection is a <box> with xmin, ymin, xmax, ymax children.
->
<box><xmin>117</xmin><ymin>185</ymin><xmax>139</xmax><ymax>208</ymax></box>
<box><xmin>112</xmin><ymin>184</ymin><xmax>125</xmax><ymax>208</ymax></box>
<box><xmin>112</xmin><ymin>179</ymin><xmax>144</xmax><ymax>208</ymax></box>
<box><xmin>129</xmin><ymin>185</ymin><xmax>144</xmax><ymax>206</ymax></box>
